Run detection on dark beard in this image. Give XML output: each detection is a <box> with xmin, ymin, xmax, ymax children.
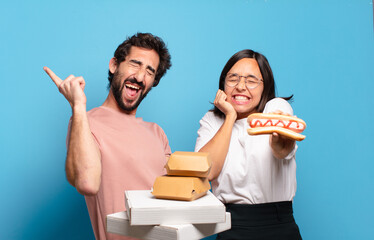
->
<box><xmin>111</xmin><ymin>72</ymin><xmax>151</xmax><ymax>113</ymax></box>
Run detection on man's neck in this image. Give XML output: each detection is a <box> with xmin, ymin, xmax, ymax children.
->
<box><xmin>102</xmin><ymin>91</ymin><xmax>137</xmax><ymax>116</ymax></box>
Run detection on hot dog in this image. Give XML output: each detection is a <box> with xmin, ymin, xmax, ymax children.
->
<box><xmin>247</xmin><ymin>113</ymin><xmax>306</xmax><ymax>141</ymax></box>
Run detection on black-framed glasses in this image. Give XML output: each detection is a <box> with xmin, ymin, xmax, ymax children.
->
<box><xmin>225</xmin><ymin>73</ymin><xmax>263</xmax><ymax>89</ymax></box>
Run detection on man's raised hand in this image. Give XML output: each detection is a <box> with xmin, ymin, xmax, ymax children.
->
<box><xmin>44</xmin><ymin>67</ymin><xmax>87</xmax><ymax>108</ymax></box>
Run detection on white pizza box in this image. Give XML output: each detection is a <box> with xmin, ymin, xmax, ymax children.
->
<box><xmin>125</xmin><ymin>190</ymin><xmax>226</xmax><ymax>226</ymax></box>
<box><xmin>106</xmin><ymin>211</ymin><xmax>231</xmax><ymax>240</ymax></box>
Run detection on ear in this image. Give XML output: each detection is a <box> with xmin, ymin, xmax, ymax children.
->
<box><xmin>109</xmin><ymin>57</ymin><xmax>117</xmax><ymax>74</ymax></box>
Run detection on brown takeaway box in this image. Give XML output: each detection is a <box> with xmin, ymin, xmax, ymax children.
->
<box><xmin>152</xmin><ymin>176</ymin><xmax>211</xmax><ymax>201</ymax></box>
<box><xmin>165</xmin><ymin>151</ymin><xmax>212</xmax><ymax>178</ymax></box>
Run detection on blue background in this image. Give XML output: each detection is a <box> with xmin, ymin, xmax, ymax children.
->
<box><xmin>1</xmin><ymin>0</ymin><xmax>373</xmax><ymax>239</ymax></box>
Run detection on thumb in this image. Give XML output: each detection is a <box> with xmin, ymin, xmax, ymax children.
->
<box><xmin>272</xmin><ymin>132</ymin><xmax>280</xmax><ymax>142</ymax></box>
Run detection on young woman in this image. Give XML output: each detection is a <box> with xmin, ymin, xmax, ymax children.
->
<box><xmin>195</xmin><ymin>49</ymin><xmax>302</xmax><ymax>240</ymax></box>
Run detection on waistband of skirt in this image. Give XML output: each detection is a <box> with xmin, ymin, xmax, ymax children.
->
<box><xmin>224</xmin><ymin>201</ymin><xmax>295</xmax><ymax>226</ymax></box>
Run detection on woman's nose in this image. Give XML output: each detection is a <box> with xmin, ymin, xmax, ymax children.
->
<box><xmin>236</xmin><ymin>77</ymin><xmax>246</xmax><ymax>90</ymax></box>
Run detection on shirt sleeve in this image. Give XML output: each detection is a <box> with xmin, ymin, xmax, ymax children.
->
<box><xmin>195</xmin><ymin>112</ymin><xmax>220</xmax><ymax>152</ymax></box>
<box><xmin>263</xmin><ymin>98</ymin><xmax>294</xmax><ymax>116</ymax></box>
<box><xmin>161</xmin><ymin>130</ymin><xmax>172</xmax><ymax>157</ymax></box>
<box><xmin>154</xmin><ymin>124</ymin><xmax>172</xmax><ymax>157</ymax></box>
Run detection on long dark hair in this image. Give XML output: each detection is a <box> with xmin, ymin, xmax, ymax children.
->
<box><xmin>212</xmin><ymin>49</ymin><xmax>292</xmax><ymax>117</ymax></box>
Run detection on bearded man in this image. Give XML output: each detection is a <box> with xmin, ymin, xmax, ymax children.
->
<box><xmin>44</xmin><ymin>33</ymin><xmax>172</xmax><ymax>240</ymax></box>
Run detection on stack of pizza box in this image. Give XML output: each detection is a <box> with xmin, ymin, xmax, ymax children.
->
<box><xmin>106</xmin><ymin>151</ymin><xmax>232</xmax><ymax>240</ymax></box>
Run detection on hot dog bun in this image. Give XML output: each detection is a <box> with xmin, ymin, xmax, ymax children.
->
<box><xmin>247</xmin><ymin>113</ymin><xmax>306</xmax><ymax>141</ymax></box>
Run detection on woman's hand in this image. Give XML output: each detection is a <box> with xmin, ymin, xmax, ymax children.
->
<box><xmin>198</xmin><ymin>90</ymin><xmax>237</xmax><ymax>180</ymax></box>
<box><xmin>214</xmin><ymin>89</ymin><xmax>237</xmax><ymax>119</ymax></box>
<box><xmin>268</xmin><ymin>111</ymin><xmax>296</xmax><ymax>159</ymax></box>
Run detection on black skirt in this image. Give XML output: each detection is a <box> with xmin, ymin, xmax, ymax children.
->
<box><xmin>216</xmin><ymin>201</ymin><xmax>302</xmax><ymax>240</ymax></box>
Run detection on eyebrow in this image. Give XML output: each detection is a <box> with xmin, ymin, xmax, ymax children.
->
<box><xmin>129</xmin><ymin>59</ymin><xmax>156</xmax><ymax>74</ymax></box>
<box><xmin>247</xmin><ymin>74</ymin><xmax>260</xmax><ymax>79</ymax></box>
<box><xmin>228</xmin><ymin>73</ymin><xmax>260</xmax><ymax>79</ymax></box>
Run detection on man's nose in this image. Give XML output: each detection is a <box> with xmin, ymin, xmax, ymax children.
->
<box><xmin>135</xmin><ymin>68</ymin><xmax>146</xmax><ymax>82</ymax></box>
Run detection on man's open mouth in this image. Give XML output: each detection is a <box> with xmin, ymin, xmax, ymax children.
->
<box><xmin>125</xmin><ymin>82</ymin><xmax>142</xmax><ymax>99</ymax></box>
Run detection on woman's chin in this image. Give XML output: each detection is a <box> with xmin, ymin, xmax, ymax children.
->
<box><xmin>234</xmin><ymin>108</ymin><xmax>255</xmax><ymax>119</ymax></box>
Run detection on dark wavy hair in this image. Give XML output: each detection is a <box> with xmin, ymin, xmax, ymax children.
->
<box><xmin>213</xmin><ymin>49</ymin><xmax>293</xmax><ymax>117</ymax></box>
<box><xmin>108</xmin><ymin>32</ymin><xmax>171</xmax><ymax>87</ymax></box>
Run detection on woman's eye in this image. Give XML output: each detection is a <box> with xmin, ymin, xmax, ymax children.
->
<box><xmin>228</xmin><ymin>74</ymin><xmax>238</xmax><ymax>79</ymax></box>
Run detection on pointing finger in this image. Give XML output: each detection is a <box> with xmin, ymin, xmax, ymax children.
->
<box><xmin>43</xmin><ymin>66</ymin><xmax>63</xmax><ymax>87</ymax></box>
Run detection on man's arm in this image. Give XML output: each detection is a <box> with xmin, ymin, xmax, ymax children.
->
<box><xmin>44</xmin><ymin>67</ymin><xmax>101</xmax><ymax>196</ymax></box>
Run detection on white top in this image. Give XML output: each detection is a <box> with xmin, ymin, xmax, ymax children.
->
<box><xmin>195</xmin><ymin>98</ymin><xmax>298</xmax><ymax>204</ymax></box>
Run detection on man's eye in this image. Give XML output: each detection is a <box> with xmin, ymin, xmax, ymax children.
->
<box><xmin>147</xmin><ymin>70</ymin><xmax>155</xmax><ymax>76</ymax></box>
<box><xmin>129</xmin><ymin>62</ymin><xmax>139</xmax><ymax>68</ymax></box>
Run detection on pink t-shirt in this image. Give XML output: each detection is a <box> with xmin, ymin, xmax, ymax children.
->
<box><xmin>69</xmin><ymin>106</ymin><xmax>171</xmax><ymax>240</ymax></box>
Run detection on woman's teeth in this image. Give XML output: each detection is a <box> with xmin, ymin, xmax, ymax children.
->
<box><xmin>234</xmin><ymin>96</ymin><xmax>248</xmax><ymax>100</ymax></box>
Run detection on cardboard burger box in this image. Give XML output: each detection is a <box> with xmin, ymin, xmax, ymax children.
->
<box><xmin>165</xmin><ymin>151</ymin><xmax>211</xmax><ymax>177</ymax></box>
<box><xmin>152</xmin><ymin>176</ymin><xmax>211</xmax><ymax>201</ymax></box>
<box><xmin>152</xmin><ymin>151</ymin><xmax>212</xmax><ymax>201</ymax></box>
